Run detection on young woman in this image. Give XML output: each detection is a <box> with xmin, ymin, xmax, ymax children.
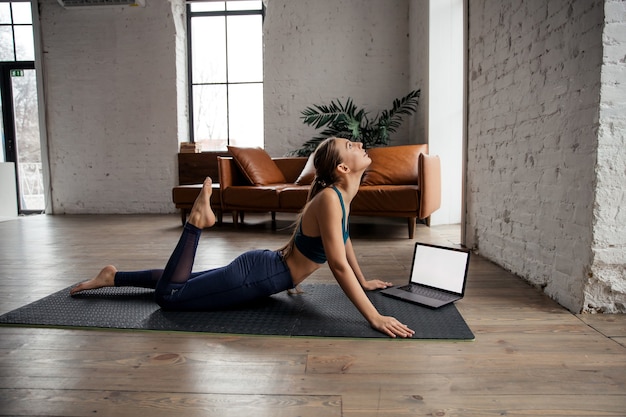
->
<box><xmin>71</xmin><ymin>137</ymin><xmax>415</xmax><ymax>338</ymax></box>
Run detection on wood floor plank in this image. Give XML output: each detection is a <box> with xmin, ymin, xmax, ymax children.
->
<box><xmin>576</xmin><ymin>313</ymin><xmax>626</xmax><ymax>337</ymax></box>
<box><xmin>0</xmin><ymin>389</ymin><xmax>341</xmax><ymax>417</ymax></box>
<box><xmin>341</xmin><ymin>394</ymin><xmax>626</xmax><ymax>417</ymax></box>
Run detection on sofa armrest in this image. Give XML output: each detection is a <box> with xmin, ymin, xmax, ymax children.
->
<box><xmin>418</xmin><ymin>153</ymin><xmax>442</xmax><ymax>219</ymax></box>
<box><xmin>217</xmin><ymin>156</ymin><xmax>251</xmax><ymax>191</ymax></box>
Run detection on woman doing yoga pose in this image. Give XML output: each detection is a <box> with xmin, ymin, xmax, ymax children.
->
<box><xmin>70</xmin><ymin>137</ymin><xmax>415</xmax><ymax>338</ymax></box>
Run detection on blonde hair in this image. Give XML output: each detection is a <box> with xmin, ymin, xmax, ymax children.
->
<box><xmin>279</xmin><ymin>137</ymin><xmax>343</xmax><ymax>258</ymax></box>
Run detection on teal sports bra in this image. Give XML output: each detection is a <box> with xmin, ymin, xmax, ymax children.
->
<box><xmin>294</xmin><ymin>186</ymin><xmax>349</xmax><ymax>264</ymax></box>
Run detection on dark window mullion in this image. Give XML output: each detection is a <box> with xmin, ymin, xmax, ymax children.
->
<box><xmin>224</xmin><ymin>13</ymin><xmax>230</xmax><ymax>144</ymax></box>
<box><xmin>187</xmin><ymin>8</ymin><xmax>195</xmax><ymax>142</ymax></box>
<box><xmin>190</xmin><ymin>10</ymin><xmax>262</xmax><ymax>18</ymax></box>
<box><xmin>10</xmin><ymin>4</ymin><xmax>17</xmax><ymax>61</ymax></box>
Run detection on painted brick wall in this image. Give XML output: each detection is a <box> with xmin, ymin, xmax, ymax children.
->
<box><xmin>409</xmin><ymin>0</ymin><xmax>430</xmax><ymax>145</ymax></box>
<box><xmin>40</xmin><ymin>0</ymin><xmax>415</xmax><ymax>213</ymax></box>
<box><xmin>40</xmin><ymin>0</ymin><xmax>181</xmax><ymax>214</ymax></box>
<box><xmin>585</xmin><ymin>0</ymin><xmax>626</xmax><ymax>312</ymax></box>
<box><xmin>263</xmin><ymin>0</ymin><xmax>413</xmax><ymax>156</ymax></box>
<box><xmin>466</xmin><ymin>0</ymin><xmax>606</xmax><ymax>312</ymax></box>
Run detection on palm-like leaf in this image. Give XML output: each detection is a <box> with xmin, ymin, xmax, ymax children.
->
<box><xmin>296</xmin><ymin>89</ymin><xmax>420</xmax><ymax>155</ymax></box>
<box><xmin>301</xmin><ymin>98</ymin><xmax>359</xmax><ymax>131</ymax></box>
<box><xmin>378</xmin><ymin>90</ymin><xmax>421</xmax><ymax>134</ymax></box>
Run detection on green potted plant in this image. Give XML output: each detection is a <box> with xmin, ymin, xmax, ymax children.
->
<box><xmin>293</xmin><ymin>89</ymin><xmax>420</xmax><ymax>156</ymax></box>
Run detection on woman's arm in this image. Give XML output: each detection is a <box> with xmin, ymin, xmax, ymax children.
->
<box><xmin>316</xmin><ymin>191</ymin><xmax>414</xmax><ymax>338</ymax></box>
<box><xmin>344</xmin><ymin>238</ymin><xmax>393</xmax><ymax>291</ymax></box>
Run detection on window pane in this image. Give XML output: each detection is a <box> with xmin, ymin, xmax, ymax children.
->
<box><xmin>227</xmin><ymin>1</ymin><xmax>262</xmax><ymax>11</ymax></box>
<box><xmin>0</xmin><ymin>3</ymin><xmax>11</xmax><ymax>24</ymax></box>
<box><xmin>227</xmin><ymin>15</ymin><xmax>262</xmax><ymax>83</ymax></box>
<box><xmin>191</xmin><ymin>1</ymin><xmax>225</xmax><ymax>12</ymax></box>
<box><xmin>14</xmin><ymin>25</ymin><xmax>34</xmax><ymax>61</ymax></box>
<box><xmin>0</xmin><ymin>26</ymin><xmax>15</xmax><ymax>61</ymax></box>
<box><xmin>193</xmin><ymin>84</ymin><xmax>228</xmax><ymax>151</ymax></box>
<box><xmin>11</xmin><ymin>2</ymin><xmax>32</xmax><ymax>24</ymax></box>
<box><xmin>228</xmin><ymin>83</ymin><xmax>263</xmax><ymax>148</ymax></box>
<box><xmin>12</xmin><ymin>69</ymin><xmax>44</xmax><ymax>211</ymax></box>
<box><xmin>191</xmin><ymin>16</ymin><xmax>226</xmax><ymax>84</ymax></box>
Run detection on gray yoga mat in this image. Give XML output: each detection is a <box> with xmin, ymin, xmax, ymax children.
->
<box><xmin>0</xmin><ymin>284</ymin><xmax>474</xmax><ymax>340</ymax></box>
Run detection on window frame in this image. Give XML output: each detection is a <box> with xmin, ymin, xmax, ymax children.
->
<box><xmin>186</xmin><ymin>1</ymin><xmax>265</xmax><ymax>149</ymax></box>
<box><xmin>0</xmin><ymin>0</ymin><xmax>35</xmax><ymax>62</ymax></box>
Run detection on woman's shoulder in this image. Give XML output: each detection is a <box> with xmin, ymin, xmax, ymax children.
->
<box><xmin>311</xmin><ymin>187</ymin><xmax>341</xmax><ymax>206</ymax></box>
<box><xmin>306</xmin><ymin>188</ymin><xmax>343</xmax><ymax>221</ymax></box>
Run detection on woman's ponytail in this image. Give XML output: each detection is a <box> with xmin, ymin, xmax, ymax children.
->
<box><xmin>307</xmin><ymin>138</ymin><xmax>341</xmax><ymax>201</ymax></box>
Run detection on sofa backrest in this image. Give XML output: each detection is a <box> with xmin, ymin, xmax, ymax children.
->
<box><xmin>273</xmin><ymin>157</ymin><xmax>308</xmax><ymax>183</ymax></box>
<box><xmin>361</xmin><ymin>144</ymin><xmax>428</xmax><ymax>186</ymax></box>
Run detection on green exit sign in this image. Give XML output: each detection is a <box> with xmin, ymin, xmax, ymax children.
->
<box><xmin>10</xmin><ymin>69</ymin><xmax>24</xmax><ymax>77</ymax></box>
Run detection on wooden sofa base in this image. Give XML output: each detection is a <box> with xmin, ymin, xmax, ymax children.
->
<box><xmin>230</xmin><ymin>209</ymin><xmax>421</xmax><ymax>238</ymax></box>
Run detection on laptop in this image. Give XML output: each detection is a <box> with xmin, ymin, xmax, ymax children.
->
<box><xmin>380</xmin><ymin>242</ymin><xmax>470</xmax><ymax>308</ymax></box>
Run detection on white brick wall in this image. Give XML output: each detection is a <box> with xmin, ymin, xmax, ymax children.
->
<box><xmin>40</xmin><ymin>0</ymin><xmax>180</xmax><ymax>214</ymax></box>
<box><xmin>40</xmin><ymin>0</ymin><xmax>417</xmax><ymax>212</ymax></box>
<box><xmin>586</xmin><ymin>0</ymin><xmax>626</xmax><ymax>312</ymax></box>
<box><xmin>409</xmin><ymin>0</ymin><xmax>429</xmax><ymax>144</ymax></box>
<box><xmin>263</xmin><ymin>0</ymin><xmax>413</xmax><ymax>156</ymax></box>
<box><xmin>467</xmin><ymin>0</ymin><xmax>625</xmax><ymax>313</ymax></box>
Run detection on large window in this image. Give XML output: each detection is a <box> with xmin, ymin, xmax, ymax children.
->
<box><xmin>188</xmin><ymin>0</ymin><xmax>264</xmax><ymax>151</ymax></box>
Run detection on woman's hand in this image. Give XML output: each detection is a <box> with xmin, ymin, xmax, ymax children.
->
<box><xmin>361</xmin><ymin>279</ymin><xmax>393</xmax><ymax>291</ymax></box>
<box><xmin>370</xmin><ymin>315</ymin><xmax>415</xmax><ymax>338</ymax></box>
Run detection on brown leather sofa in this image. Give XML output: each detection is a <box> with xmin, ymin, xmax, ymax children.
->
<box><xmin>216</xmin><ymin>144</ymin><xmax>441</xmax><ymax>238</ymax></box>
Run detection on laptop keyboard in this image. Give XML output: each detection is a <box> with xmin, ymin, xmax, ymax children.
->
<box><xmin>399</xmin><ymin>284</ymin><xmax>458</xmax><ymax>301</ymax></box>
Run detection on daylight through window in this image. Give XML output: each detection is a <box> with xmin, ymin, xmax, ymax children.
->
<box><xmin>188</xmin><ymin>0</ymin><xmax>264</xmax><ymax>151</ymax></box>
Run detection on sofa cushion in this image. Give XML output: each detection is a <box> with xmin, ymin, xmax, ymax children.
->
<box><xmin>361</xmin><ymin>144</ymin><xmax>427</xmax><ymax>186</ymax></box>
<box><xmin>352</xmin><ymin>185</ymin><xmax>420</xmax><ymax>213</ymax></box>
<box><xmin>295</xmin><ymin>154</ymin><xmax>316</xmax><ymax>185</ymax></box>
<box><xmin>278</xmin><ymin>185</ymin><xmax>310</xmax><ymax>209</ymax></box>
<box><xmin>227</xmin><ymin>146</ymin><xmax>287</xmax><ymax>185</ymax></box>
<box><xmin>222</xmin><ymin>185</ymin><xmax>282</xmax><ymax>209</ymax></box>
<box><xmin>172</xmin><ymin>183</ymin><xmax>221</xmax><ymax>206</ymax></box>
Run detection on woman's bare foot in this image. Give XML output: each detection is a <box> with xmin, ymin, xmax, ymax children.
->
<box><xmin>70</xmin><ymin>265</ymin><xmax>117</xmax><ymax>295</ymax></box>
<box><xmin>187</xmin><ymin>177</ymin><xmax>216</xmax><ymax>229</ymax></box>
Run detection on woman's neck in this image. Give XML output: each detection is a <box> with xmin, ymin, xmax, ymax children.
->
<box><xmin>333</xmin><ymin>175</ymin><xmax>361</xmax><ymax>200</ymax></box>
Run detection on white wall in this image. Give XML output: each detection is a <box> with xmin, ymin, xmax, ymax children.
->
<box><xmin>40</xmin><ymin>0</ymin><xmax>417</xmax><ymax>213</ymax></box>
<box><xmin>408</xmin><ymin>0</ymin><xmax>429</xmax><ymax>145</ymax></box>
<box><xmin>427</xmin><ymin>0</ymin><xmax>463</xmax><ymax>226</ymax></box>
<box><xmin>263</xmin><ymin>0</ymin><xmax>413</xmax><ymax>157</ymax></box>
<box><xmin>40</xmin><ymin>0</ymin><xmax>182</xmax><ymax>214</ymax></box>
<box><xmin>465</xmin><ymin>0</ymin><xmax>626</xmax><ymax>313</ymax></box>
<box><xmin>0</xmin><ymin>163</ymin><xmax>18</xmax><ymax>218</ymax></box>
<box><xmin>585</xmin><ymin>0</ymin><xmax>626</xmax><ymax>312</ymax></box>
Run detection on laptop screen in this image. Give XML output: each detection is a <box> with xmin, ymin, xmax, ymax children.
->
<box><xmin>409</xmin><ymin>243</ymin><xmax>469</xmax><ymax>294</ymax></box>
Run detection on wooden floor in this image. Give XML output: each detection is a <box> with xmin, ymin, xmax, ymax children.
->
<box><xmin>0</xmin><ymin>213</ymin><xmax>625</xmax><ymax>416</ymax></box>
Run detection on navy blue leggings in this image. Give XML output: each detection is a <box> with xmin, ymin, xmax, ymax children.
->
<box><xmin>114</xmin><ymin>223</ymin><xmax>294</xmax><ymax>311</ymax></box>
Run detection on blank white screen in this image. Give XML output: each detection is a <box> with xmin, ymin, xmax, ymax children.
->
<box><xmin>409</xmin><ymin>245</ymin><xmax>468</xmax><ymax>293</ymax></box>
